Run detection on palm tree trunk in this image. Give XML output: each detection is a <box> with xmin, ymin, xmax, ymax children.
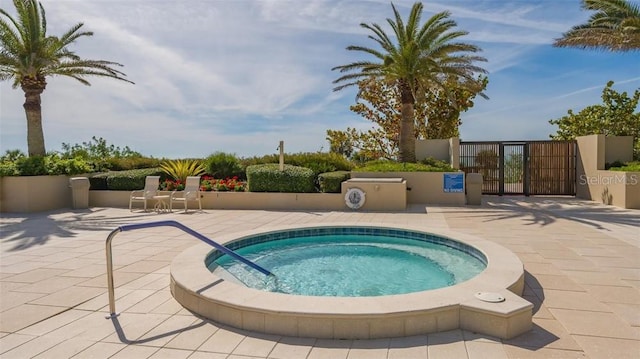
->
<box><xmin>398</xmin><ymin>81</ymin><xmax>416</xmax><ymax>163</ymax></box>
<box><xmin>22</xmin><ymin>82</ymin><xmax>47</xmax><ymax>157</ymax></box>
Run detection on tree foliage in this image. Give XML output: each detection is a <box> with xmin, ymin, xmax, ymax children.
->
<box><xmin>554</xmin><ymin>0</ymin><xmax>640</xmax><ymax>52</ymax></box>
<box><xmin>60</xmin><ymin>136</ymin><xmax>141</xmax><ymax>160</ymax></box>
<box><xmin>327</xmin><ymin>76</ymin><xmax>487</xmax><ymax>161</ymax></box>
<box><xmin>549</xmin><ymin>81</ymin><xmax>640</xmax><ymax>159</ymax></box>
<box><xmin>331</xmin><ymin>2</ymin><xmax>487</xmax><ymax>162</ymax></box>
<box><xmin>0</xmin><ymin>0</ymin><xmax>133</xmax><ymax>156</ymax></box>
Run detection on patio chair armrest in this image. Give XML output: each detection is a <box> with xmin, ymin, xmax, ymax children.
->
<box><xmin>130</xmin><ymin>190</ymin><xmax>144</xmax><ymax>196</ymax></box>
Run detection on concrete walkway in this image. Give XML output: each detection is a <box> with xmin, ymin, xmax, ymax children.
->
<box><xmin>1</xmin><ymin>196</ymin><xmax>638</xmax><ymax>358</ymax></box>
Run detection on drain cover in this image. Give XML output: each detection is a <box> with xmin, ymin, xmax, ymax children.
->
<box><xmin>475</xmin><ymin>292</ymin><xmax>505</xmax><ymax>303</ymax></box>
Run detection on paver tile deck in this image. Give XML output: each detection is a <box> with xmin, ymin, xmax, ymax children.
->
<box><xmin>1</xmin><ymin>196</ymin><xmax>638</xmax><ymax>358</ymax></box>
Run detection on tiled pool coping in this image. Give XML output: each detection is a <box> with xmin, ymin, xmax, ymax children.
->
<box><xmin>170</xmin><ymin>223</ymin><xmax>533</xmax><ymax>339</ymax></box>
<box><xmin>205</xmin><ymin>225</ymin><xmax>488</xmax><ymax>267</ymax></box>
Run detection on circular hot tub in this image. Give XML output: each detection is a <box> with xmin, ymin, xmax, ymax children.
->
<box><xmin>207</xmin><ymin>226</ymin><xmax>487</xmax><ymax>296</ymax></box>
<box><xmin>170</xmin><ymin>223</ymin><xmax>532</xmax><ymax>339</ymax></box>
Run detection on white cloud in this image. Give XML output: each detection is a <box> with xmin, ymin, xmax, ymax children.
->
<box><xmin>1</xmin><ymin>0</ymin><xmax>637</xmax><ymax>158</ymax></box>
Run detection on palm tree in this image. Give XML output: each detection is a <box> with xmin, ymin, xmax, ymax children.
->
<box><xmin>332</xmin><ymin>2</ymin><xmax>487</xmax><ymax>162</ymax></box>
<box><xmin>554</xmin><ymin>0</ymin><xmax>640</xmax><ymax>51</ymax></box>
<box><xmin>0</xmin><ymin>0</ymin><xmax>133</xmax><ymax>157</ymax></box>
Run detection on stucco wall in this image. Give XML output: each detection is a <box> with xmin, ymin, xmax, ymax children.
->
<box><xmin>415</xmin><ymin>138</ymin><xmax>460</xmax><ymax>169</ymax></box>
<box><xmin>0</xmin><ymin>175</ymin><xmax>72</xmax><ymax>212</ymax></box>
<box><xmin>342</xmin><ymin>178</ymin><xmax>407</xmax><ymax>211</ymax></box>
<box><xmin>350</xmin><ymin>171</ymin><xmax>465</xmax><ymax>205</ymax></box>
<box><xmin>605</xmin><ymin>136</ymin><xmax>634</xmax><ymax>164</ymax></box>
<box><xmin>576</xmin><ymin>134</ymin><xmax>639</xmax><ymax>209</ymax></box>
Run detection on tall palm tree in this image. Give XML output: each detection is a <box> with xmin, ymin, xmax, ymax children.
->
<box><xmin>0</xmin><ymin>0</ymin><xmax>133</xmax><ymax>157</ymax></box>
<box><xmin>332</xmin><ymin>2</ymin><xmax>487</xmax><ymax>163</ymax></box>
<box><xmin>554</xmin><ymin>0</ymin><xmax>640</xmax><ymax>51</ymax></box>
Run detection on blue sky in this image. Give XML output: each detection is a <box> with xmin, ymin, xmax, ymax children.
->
<box><xmin>1</xmin><ymin>0</ymin><xmax>639</xmax><ymax>158</ymax></box>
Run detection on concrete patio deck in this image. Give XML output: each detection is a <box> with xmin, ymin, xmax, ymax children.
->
<box><xmin>1</xmin><ymin>196</ymin><xmax>638</xmax><ymax>358</ymax></box>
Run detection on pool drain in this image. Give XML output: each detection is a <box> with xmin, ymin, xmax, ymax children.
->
<box><xmin>475</xmin><ymin>292</ymin><xmax>505</xmax><ymax>303</ymax></box>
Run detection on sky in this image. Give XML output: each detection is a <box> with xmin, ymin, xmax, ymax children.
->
<box><xmin>1</xmin><ymin>0</ymin><xmax>639</xmax><ymax>159</ymax></box>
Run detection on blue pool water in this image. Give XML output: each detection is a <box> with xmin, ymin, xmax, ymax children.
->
<box><xmin>207</xmin><ymin>228</ymin><xmax>486</xmax><ymax>297</ymax></box>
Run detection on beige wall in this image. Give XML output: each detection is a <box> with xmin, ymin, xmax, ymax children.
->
<box><xmin>605</xmin><ymin>136</ymin><xmax>634</xmax><ymax>164</ymax></box>
<box><xmin>0</xmin><ymin>175</ymin><xmax>72</xmax><ymax>212</ymax></box>
<box><xmin>342</xmin><ymin>178</ymin><xmax>407</xmax><ymax>211</ymax></box>
<box><xmin>576</xmin><ymin>134</ymin><xmax>638</xmax><ymax>209</ymax></box>
<box><xmin>202</xmin><ymin>192</ymin><xmax>345</xmax><ymax>211</ymax></box>
<box><xmin>350</xmin><ymin>171</ymin><xmax>466</xmax><ymax>205</ymax></box>
<box><xmin>415</xmin><ymin>138</ymin><xmax>460</xmax><ymax>169</ymax></box>
<box><xmin>91</xmin><ymin>190</ymin><xmax>346</xmax><ymax>211</ymax></box>
<box><xmin>416</xmin><ymin>139</ymin><xmax>449</xmax><ymax>162</ymax></box>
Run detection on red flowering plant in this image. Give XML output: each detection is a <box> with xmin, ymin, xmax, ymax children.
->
<box><xmin>200</xmin><ymin>175</ymin><xmax>246</xmax><ymax>192</ymax></box>
<box><xmin>159</xmin><ymin>179</ymin><xmax>184</xmax><ymax>191</ymax></box>
<box><xmin>199</xmin><ymin>175</ymin><xmax>215</xmax><ymax>191</ymax></box>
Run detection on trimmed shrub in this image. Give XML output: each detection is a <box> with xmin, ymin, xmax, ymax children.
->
<box><xmin>205</xmin><ymin>152</ymin><xmax>244</xmax><ymax>179</ymax></box>
<box><xmin>241</xmin><ymin>152</ymin><xmax>353</xmax><ymax>177</ymax></box>
<box><xmin>354</xmin><ymin>160</ymin><xmax>454</xmax><ymax>172</ymax></box>
<box><xmin>246</xmin><ymin>164</ymin><xmax>315</xmax><ymax>193</ymax></box>
<box><xmin>286</xmin><ymin>152</ymin><xmax>353</xmax><ymax>176</ymax></box>
<box><xmin>45</xmin><ymin>155</ymin><xmax>92</xmax><ymax>175</ymax></box>
<box><xmin>104</xmin><ymin>156</ymin><xmax>162</xmax><ymax>171</ymax></box>
<box><xmin>318</xmin><ymin>171</ymin><xmax>351</xmax><ymax>193</ymax></box>
<box><xmin>88</xmin><ymin>172</ymin><xmax>110</xmax><ymax>190</ymax></box>
<box><xmin>608</xmin><ymin>161</ymin><xmax>640</xmax><ymax>171</ymax></box>
<box><xmin>106</xmin><ymin>168</ymin><xmax>164</xmax><ymax>190</ymax></box>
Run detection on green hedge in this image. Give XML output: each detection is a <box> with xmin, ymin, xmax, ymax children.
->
<box><xmin>103</xmin><ymin>168</ymin><xmax>164</xmax><ymax>191</ymax></box>
<box><xmin>246</xmin><ymin>164</ymin><xmax>315</xmax><ymax>193</ymax></box>
<box><xmin>242</xmin><ymin>152</ymin><xmax>353</xmax><ymax>177</ymax></box>
<box><xmin>88</xmin><ymin>172</ymin><xmax>110</xmax><ymax>190</ymax></box>
<box><xmin>354</xmin><ymin>159</ymin><xmax>454</xmax><ymax>172</ymax></box>
<box><xmin>608</xmin><ymin>161</ymin><xmax>640</xmax><ymax>172</ymax></box>
<box><xmin>205</xmin><ymin>152</ymin><xmax>244</xmax><ymax>179</ymax></box>
<box><xmin>318</xmin><ymin>171</ymin><xmax>350</xmax><ymax>193</ymax></box>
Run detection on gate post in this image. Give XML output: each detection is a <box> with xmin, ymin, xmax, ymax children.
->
<box><xmin>523</xmin><ymin>144</ymin><xmax>530</xmax><ymax>197</ymax></box>
<box><xmin>499</xmin><ymin>144</ymin><xmax>505</xmax><ymax>196</ymax></box>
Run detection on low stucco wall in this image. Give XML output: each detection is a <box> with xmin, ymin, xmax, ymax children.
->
<box><xmin>0</xmin><ymin>175</ymin><xmax>72</xmax><ymax>213</ymax></box>
<box><xmin>201</xmin><ymin>191</ymin><xmax>345</xmax><ymax>211</ymax></box>
<box><xmin>576</xmin><ymin>135</ymin><xmax>639</xmax><ymax>209</ymax></box>
<box><xmin>91</xmin><ymin>190</ymin><xmax>347</xmax><ymax>211</ymax></box>
<box><xmin>350</xmin><ymin>172</ymin><xmax>466</xmax><ymax>205</ymax></box>
<box><xmin>577</xmin><ymin>171</ymin><xmax>640</xmax><ymax>209</ymax></box>
<box><xmin>3</xmin><ymin>171</ymin><xmax>466</xmax><ymax>213</ymax></box>
<box><xmin>415</xmin><ymin>138</ymin><xmax>460</xmax><ymax>169</ymax></box>
<box><xmin>342</xmin><ymin>178</ymin><xmax>407</xmax><ymax>211</ymax></box>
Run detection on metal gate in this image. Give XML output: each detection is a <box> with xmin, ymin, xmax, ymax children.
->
<box><xmin>459</xmin><ymin>141</ymin><xmax>576</xmax><ymax>195</ymax></box>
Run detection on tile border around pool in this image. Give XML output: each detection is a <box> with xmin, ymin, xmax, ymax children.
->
<box><xmin>206</xmin><ymin>226</ymin><xmax>488</xmax><ymax>267</ymax></box>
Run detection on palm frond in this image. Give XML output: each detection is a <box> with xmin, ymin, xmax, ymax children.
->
<box><xmin>0</xmin><ymin>0</ymin><xmax>134</xmax><ymax>85</ymax></box>
<box><xmin>554</xmin><ymin>0</ymin><xmax>640</xmax><ymax>51</ymax></box>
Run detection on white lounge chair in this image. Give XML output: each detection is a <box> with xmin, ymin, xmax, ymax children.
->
<box><xmin>129</xmin><ymin>176</ymin><xmax>169</xmax><ymax>212</ymax></box>
<box><xmin>170</xmin><ymin>176</ymin><xmax>202</xmax><ymax>213</ymax></box>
